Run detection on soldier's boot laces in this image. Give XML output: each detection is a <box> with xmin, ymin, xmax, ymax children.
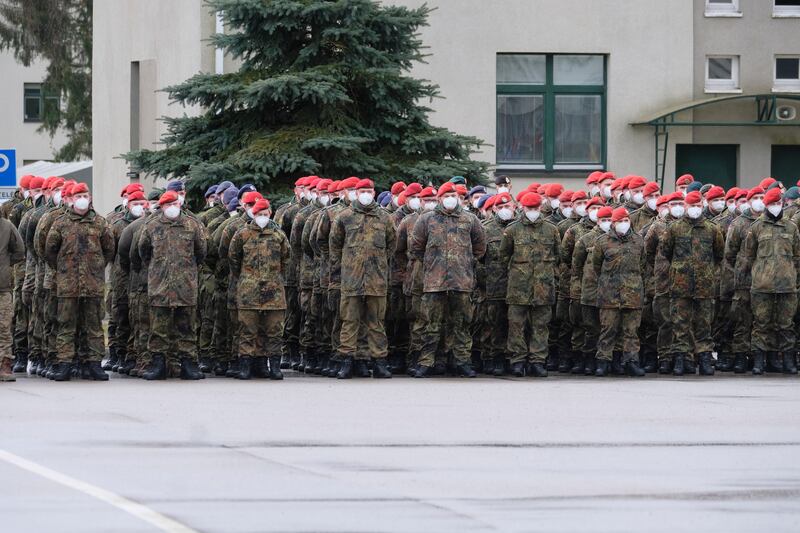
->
<box><xmin>0</xmin><ymin>359</ymin><xmax>16</xmax><ymax>382</ymax></box>
<box><xmin>625</xmin><ymin>359</ymin><xmax>645</xmax><ymax>377</ymax></box>
<box><xmin>698</xmin><ymin>352</ymin><xmax>715</xmax><ymax>376</ymax></box>
<box><xmin>50</xmin><ymin>362</ymin><xmax>72</xmax><ymax>382</ymax></box>
<box><xmin>237</xmin><ymin>356</ymin><xmax>252</xmax><ymax>380</ymax></box>
<box><xmin>672</xmin><ymin>354</ymin><xmax>685</xmax><ymax>376</ymax></box>
<box><xmin>783</xmin><ymin>351</ymin><xmax>797</xmax><ymax>375</ymax></box>
<box><xmin>141</xmin><ymin>355</ymin><xmax>167</xmax><ymax>381</ymax></box>
<box><xmin>180</xmin><ymin>358</ymin><xmax>205</xmax><ymax>380</ymax></box>
<box><xmin>752</xmin><ymin>351</ymin><xmax>765</xmax><ymax>375</ymax></box>
<box><xmin>336</xmin><ymin>357</ymin><xmax>353</xmax><ymax>379</ymax></box>
<box><xmin>595</xmin><ymin>360</ymin><xmax>610</xmax><ymax>377</ymax></box>
<box><xmin>83</xmin><ymin>361</ymin><xmax>109</xmax><ymax>381</ymax></box>
<box><xmin>268</xmin><ymin>356</ymin><xmax>284</xmax><ymax>380</ymax></box>
<box><xmin>372</xmin><ymin>358</ymin><xmax>392</xmax><ymax>379</ymax></box>
<box><xmin>252</xmin><ymin>356</ymin><xmax>270</xmax><ymax>378</ymax></box>
<box><xmin>733</xmin><ymin>353</ymin><xmax>748</xmax><ymax>374</ymax></box>
<box><xmin>12</xmin><ymin>354</ymin><xmax>28</xmax><ymax>373</ymax></box>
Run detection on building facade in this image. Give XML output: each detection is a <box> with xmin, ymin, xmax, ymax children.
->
<box><xmin>91</xmin><ymin>0</ymin><xmax>800</xmax><ymax>213</ymax></box>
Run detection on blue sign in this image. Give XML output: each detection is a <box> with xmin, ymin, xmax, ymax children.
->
<box><xmin>0</xmin><ymin>150</ymin><xmax>16</xmax><ymax>186</ymax></box>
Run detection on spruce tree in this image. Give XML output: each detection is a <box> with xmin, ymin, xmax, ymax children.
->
<box><xmin>124</xmin><ymin>0</ymin><xmax>488</xmax><ymax>204</ymax></box>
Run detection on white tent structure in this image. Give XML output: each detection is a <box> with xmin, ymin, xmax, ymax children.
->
<box><xmin>16</xmin><ymin>160</ymin><xmax>93</xmax><ymax>189</ymax></box>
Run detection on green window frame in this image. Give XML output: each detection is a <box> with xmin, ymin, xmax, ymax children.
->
<box><xmin>496</xmin><ymin>54</ymin><xmax>607</xmax><ymax>172</ymax></box>
<box><xmin>23</xmin><ymin>83</ymin><xmax>59</xmax><ymax>123</ymax></box>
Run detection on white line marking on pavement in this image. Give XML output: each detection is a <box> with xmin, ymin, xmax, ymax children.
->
<box><xmin>0</xmin><ymin>448</ymin><xmax>198</xmax><ymax>533</ymax></box>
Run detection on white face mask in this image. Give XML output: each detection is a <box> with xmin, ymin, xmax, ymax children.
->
<box><xmin>442</xmin><ymin>196</ymin><xmax>459</xmax><ymax>211</ymax></box>
<box><xmin>73</xmin><ymin>197</ymin><xmax>90</xmax><ymax>212</ymax></box>
<box><xmin>299</xmin><ymin>191</ymin><xmax>308</xmax><ymax>201</ymax></box>
<box><xmin>497</xmin><ymin>186</ymin><xmax>509</xmax><ymax>194</ymax></box>
<box><xmin>424</xmin><ymin>201</ymin><xmax>436</xmax><ymax>211</ymax></box>
<box><xmin>497</xmin><ymin>207</ymin><xmax>514</xmax><ymax>221</ymax></box>
<box><xmin>646</xmin><ymin>198</ymin><xmax>657</xmax><ymax>211</ymax></box>
<box><xmin>711</xmin><ymin>200</ymin><xmax>725</xmax><ymax>213</ymax></box>
<box><xmin>358</xmin><ymin>192</ymin><xmax>374</xmax><ymax>206</ymax></box>
<box><xmin>727</xmin><ymin>201</ymin><xmax>736</xmax><ymax>211</ymax></box>
<box><xmin>122</xmin><ymin>198</ymin><xmax>129</xmax><ymax>208</ymax></box>
<box><xmin>23</xmin><ymin>190</ymin><xmax>30</xmax><ymax>199</ymax></box>
<box><xmin>686</xmin><ymin>206</ymin><xmax>703</xmax><ymax>219</ymax></box>
<box><xmin>633</xmin><ymin>192</ymin><xmax>644</xmax><ymax>205</ymax></box>
<box><xmin>549</xmin><ymin>199</ymin><xmax>560</xmax><ymax>209</ymax></box>
<box><xmin>319</xmin><ymin>195</ymin><xmax>330</xmax><ymax>206</ymax></box>
<box><xmin>347</xmin><ymin>190</ymin><xmax>357</xmax><ymax>202</ymax></box>
<box><xmin>408</xmin><ymin>197</ymin><xmax>421</xmax><ymax>211</ymax></box>
<box><xmin>750</xmin><ymin>199</ymin><xmax>765</xmax><ymax>213</ymax></box>
<box><xmin>130</xmin><ymin>204</ymin><xmax>145</xmax><ymax>218</ymax></box>
<box><xmin>525</xmin><ymin>209</ymin><xmax>540</xmax><ymax>222</ymax></box>
<box><xmin>615</xmin><ymin>221</ymin><xmax>631</xmax><ymax>235</ymax></box>
<box><xmin>245</xmin><ymin>207</ymin><xmax>255</xmax><ymax>219</ymax></box>
<box><xmin>310</xmin><ymin>192</ymin><xmax>318</xmax><ymax>202</ymax></box>
<box><xmin>670</xmin><ymin>205</ymin><xmax>685</xmax><ymax>218</ymax></box>
<box><xmin>471</xmin><ymin>198</ymin><xmax>481</xmax><ymax>209</ymax></box>
<box><xmin>738</xmin><ymin>202</ymin><xmax>749</xmax><ymax>214</ymax></box>
<box><xmin>392</xmin><ymin>196</ymin><xmax>400</xmax><ymax>207</ymax></box>
<box><xmin>255</xmin><ymin>215</ymin><xmax>270</xmax><ymax>228</ymax></box>
<box><xmin>561</xmin><ymin>207</ymin><xmax>573</xmax><ymax>218</ymax></box>
<box><xmin>164</xmin><ymin>205</ymin><xmax>181</xmax><ymax>219</ymax></box>
<box><xmin>53</xmin><ymin>191</ymin><xmax>62</xmax><ymax>206</ymax></box>
<box><xmin>177</xmin><ymin>194</ymin><xmax>185</xmax><ymax>206</ymax></box>
<box><xmin>575</xmin><ymin>204</ymin><xmax>587</xmax><ymax>218</ymax></box>
<box><xmin>623</xmin><ymin>191</ymin><xmax>632</xmax><ymax>202</ymax></box>
<box><xmin>658</xmin><ymin>207</ymin><xmax>669</xmax><ymax>219</ymax></box>
<box><xmin>598</xmin><ymin>220</ymin><xmax>612</xmax><ymax>233</ymax></box>
<box><xmin>589</xmin><ymin>209</ymin><xmax>599</xmax><ymax>222</ymax></box>
<box><xmin>590</xmin><ymin>186</ymin><xmax>600</xmax><ymax>197</ymax></box>
<box><xmin>767</xmin><ymin>204</ymin><xmax>783</xmax><ymax>217</ymax></box>
<box><xmin>602</xmin><ymin>186</ymin><xmax>612</xmax><ymax>198</ymax></box>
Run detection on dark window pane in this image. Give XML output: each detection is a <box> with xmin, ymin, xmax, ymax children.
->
<box><xmin>496</xmin><ymin>95</ymin><xmax>544</xmax><ymax>164</ymax></box>
<box><xmin>775</xmin><ymin>1</ymin><xmax>800</xmax><ymax>6</ymax></box>
<box><xmin>776</xmin><ymin>58</ymin><xmax>800</xmax><ymax>80</ymax></box>
<box><xmin>24</xmin><ymin>97</ymin><xmax>41</xmax><ymax>121</ymax></box>
<box><xmin>555</xmin><ymin>95</ymin><xmax>602</xmax><ymax>164</ymax></box>
<box><xmin>708</xmin><ymin>58</ymin><xmax>733</xmax><ymax>80</ymax></box>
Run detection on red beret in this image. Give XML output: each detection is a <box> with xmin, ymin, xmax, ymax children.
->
<box><xmin>295</xmin><ymin>177</ymin><xmax>308</xmax><ymax>187</ymax></box>
<box><xmin>600</xmin><ymin>172</ymin><xmax>616</xmax><ymax>181</ymax></box>
<box><xmin>127</xmin><ymin>191</ymin><xmax>146</xmax><ymax>202</ymax></box>
<box><xmin>251</xmin><ymin>198</ymin><xmax>271</xmax><ymax>214</ymax></box>
<box><xmin>586</xmin><ymin>197</ymin><xmax>605</xmax><ymax>208</ymax></box>
<box><xmin>355</xmin><ymin>178</ymin><xmax>374</xmax><ymax>189</ymax></box>
<box><xmin>515</xmin><ymin>189</ymin><xmax>529</xmax><ymax>202</ymax></box>
<box><xmin>405</xmin><ymin>183</ymin><xmax>423</xmax><ymax>196</ymax></box>
<box><xmin>62</xmin><ymin>183</ymin><xmax>74</xmax><ymax>197</ymax></box>
<box><xmin>705</xmin><ymin>186</ymin><xmax>725</xmax><ymax>201</ymax></box>
<box><xmin>746</xmin><ymin>187</ymin><xmax>765</xmax><ymax>201</ymax></box>
<box><xmin>328</xmin><ymin>180</ymin><xmax>340</xmax><ymax>193</ymax></box>
<box><xmin>29</xmin><ymin>176</ymin><xmax>45</xmax><ymax>189</ymax></box>
<box><xmin>586</xmin><ymin>171</ymin><xmax>603</xmax><ymax>185</ymax></box>
<box><xmin>316</xmin><ymin>178</ymin><xmax>332</xmax><ymax>191</ymax></box>
<box><xmin>418</xmin><ymin>186</ymin><xmax>435</xmax><ymax>198</ymax></box>
<box><xmin>242</xmin><ymin>191</ymin><xmax>263</xmax><ymax>205</ymax></box>
<box><xmin>558</xmin><ymin>190</ymin><xmax>574</xmax><ymax>203</ymax></box>
<box><xmin>520</xmin><ymin>192</ymin><xmax>542</xmax><ymax>208</ymax></box>
<box><xmin>47</xmin><ymin>177</ymin><xmax>65</xmax><ymax>190</ymax></box>
<box><xmin>397</xmin><ymin>192</ymin><xmax>407</xmax><ymax>207</ymax></box>
<box><xmin>656</xmin><ymin>195</ymin><xmax>670</xmax><ymax>207</ymax></box>
<box><xmin>676</xmin><ymin>174</ymin><xmax>694</xmax><ymax>186</ymax></box>
<box><xmin>72</xmin><ymin>182</ymin><xmax>89</xmax><ymax>195</ymax></box>
<box><xmin>391</xmin><ymin>182</ymin><xmax>407</xmax><ymax>195</ymax></box>
<box><xmin>340</xmin><ymin>177</ymin><xmax>360</xmax><ymax>189</ymax></box>
<box><xmin>759</xmin><ymin>177</ymin><xmax>776</xmax><ymax>189</ymax></box>
<box><xmin>122</xmin><ymin>183</ymin><xmax>145</xmax><ymax>197</ymax></box>
<box><xmin>308</xmin><ymin>177</ymin><xmax>321</xmax><ymax>189</ymax></box>
<box><xmin>764</xmin><ymin>187</ymin><xmax>783</xmax><ymax>206</ymax></box>
<box><xmin>725</xmin><ymin>187</ymin><xmax>741</xmax><ymax>201</ymax></box>
<box><xmin>610</xmin><ymin>178</ymin><xmax>624</xmax><ymax>191</ymax></box>
<box><xmin>494</xmin><ymin>192</ymin><xmax>513</xmax><ymax>206</ymax></box>
<box><xmin>611</xmin><ymin>207</ymin><xmax>629</xmax><ymax>222</ymax></box>
<box><xmin>19</xmin><ymin>175</ymin><xmax>33</xmax><ymax>188</ymax></box>
<box><xmin>455</xmin><ymin>184</ymin><xmax>468</xmax><ymax>196</ymax></box>
<box><xmin>437</xmin><ymin>182</ymin><xmax>456</xmax><ymax>197</ymax></box>
<box><xmin>667</xmin><ymin>192</ymin><xmax>685</xmax><ymax>203</ymax></box>
<box><xmin>684</xmin><ymin>191</ymin><xmax>702</xmax><ymax>205</ymax></box>
<box><xmin>158</xmin><ymin>190</ymin><xmax>178</xmax><ymax>206</ymax></box>
<box><xmin>735</xmin><ymin>189</ymin><xmax>749</xmax><ymax>200</ymax></box>
<box><xmin>643</xmin><ymin>182</ymin><xmax>660</xmax><ymax>196</ymax></box>
<box><xmin>527</xmin><ymin>182</ymin><xmax>541</xmax><ymax>193</ymax></box>
<box><xmin>597</xmin><ymin>206</ymin><xmax>614</xmax><ymax>219</ymax></box>
<box><xmin>571</xmin><ymin>190</ymin><xmax>588</xmax><ymax>203</ymax></box>
<box><xmin>627</xmin><ymin>176</ymin><xmax>647</xmax><ymax>190</ymax></box>
<box><xmin>483</xmin><ymin>196</ymin><xmax>497</xmax><ymax>210</ymax></box>
<box><xmin>544</xmin><ymin>183</ymin><xmax>564</xmax><ymax>198</ymax></box>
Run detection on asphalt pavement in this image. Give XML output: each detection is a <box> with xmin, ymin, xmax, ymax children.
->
<box><xmin>1</xmin><ymin>371</ymin><xmax>799</xmax><ymax>532</ymax></box>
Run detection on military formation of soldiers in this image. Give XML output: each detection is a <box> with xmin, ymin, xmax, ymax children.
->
<box><xmin>1</xmin><ymin>169</ymin><xmax>799</xmax><ymax>382</ymax></box>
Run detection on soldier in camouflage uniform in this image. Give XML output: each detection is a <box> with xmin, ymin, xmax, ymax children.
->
<box><xmin>784</xmin><ymin>186</ymin><xmax>800</xmax><ymax>220</ymax></box>
<box><xmin>44</xmin><ymin>183</ymin><xmax>115</xmax><ymax>381</ymax></box>
<box><xmin>552</xmin><ymin>190</ymin><xmax>584</xmax><ymax>373</ymax></box>
<box><xmin>0</xmin><ymin>213</ymin><xmax>25</xmax><ymax>381</ymax></box>
<box><xmin>591</xmin><ymin>207</ymin><xmax>646</xmax><ymax>377</ymax></box>
<box><xmin>410</xmin><ymin>182</ymin><xmax>486</xmax><ymax>378</ymax></box>
<box><xmin>742</xmin><ymin>188</ymin><xmax>800</xmax><ymax>374</ymax></box>
<box><xmin>329</xmin><ymin>179</ymin><xmax>396</xmax><ymax>379</ymax></box>
<box><xmin>707</xmin><ymin>187</ymin><xmax>738</xmax><ymax>371</ymax></box>
<box><xmin>629</xmin><ymin>181</ymin><xmax>660</xmax><ymax>235</ymax></box>
<box><xmin>500</xmin><ymin>192</ymin><xmax>559</xmax><ymax>378</ymax></box>
<box><xmin>9</xmin><ymin>176</ymin><xmax>33</xmax><ymax>372</ymax></box>
<box><xmin>137</xmin><ymin>191</ymin><xmax>207</xmax><ymax>380</ymax></box>
<box><xmin>228</xmin><ymin>198</ymin><xmax>289</xmax><ymax>380</ymax></box>
<box><xmin>658</xmin><ymin>191</ymin><xmax>725</xmax><ymax>376</ymax></box>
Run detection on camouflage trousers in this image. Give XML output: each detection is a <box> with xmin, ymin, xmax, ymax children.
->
<box><xmin>314</xmin><ymin>290</ymin><xmax>332</xmax><ymax>355</ymax></box>
<box><xmin>408</xmin><ymin>293</ymin><xmax>424</xmax><ymax>355</ymax></box>
<box><xmin>597</xmin><ymin>308</ymin><xmax>641</xmax><ymax>362</ymax></box>
<box><xmin>713</xmin><ymin>298</ymin><xmax>733</xmax><ymax>355</ymax></box>
<box><xmin>750</xmin><ymin>292</ymin><xmax>797</xmax><ymax>353</ymax></box>
<box><xmin>339</xmin><ymin>295</ymin><xmax>387</xmax><ymax>360</ymax></box>
<box><xmin>470</xmin><ymin>294</ymin><xmax>485</xmax><ymax>357</ymax></box>
<box><xmin>507</xmin><ymin>303</ymin><xmax>551</xmax><ymax>365</ymax></box>
<box><xmin>129</xmin><ymin>292</ymin><xmax>151</xmax><ymax>366</ymax></box>
<box><xmin>653</xmin><ymin>294</ymin><xmax>673</xmax><ymax>362</ymax></box>
<box><xmin>328</xmin><ymin>289</ymin><xmax>342</xmax><ymax>359</ymax></box>
<box><xmin>28</xmin><ymin>289</ymin><xmax>45</xmax><ymax>360</ymax></box>
<box><xmin>419</xmin><ymin>291</ymin><xmax>472</xmax><ymax>367</ymax></box>
<box><xmin>731</xmin><ymin>290</ymin><xmax>752</xmax><ymax>355</ymax></box>
<box><xmin>299</xmin><ymin>288</ymin><xmax>317</xmax><ymax>354</ymax></box>
<box><xmin>638</xmin><ymin>295</ymin><xmax>657</xmax><ymax>359</ymax></box>
<box><xmin>211</xmin><ymin>289</ymin><xmax>238</xmax><ymax>362</ymax></box>
<box><xmin>197</xmin><ymin>270</ymin><xmax>216</xmax><ymax>360</ymax></box>
<box><xmin>105</xmin><ymin>285</ymin><xmax>115</xmax><ymax>356</ymax></box>
<box><xmin>56</xmin><ymin>297</ymin><xmax>104</xmax><ymax>363</ymax></box>
<box><xmin>669</xmin><ymin>298</ymin><xmax>714</xmax><ymax>356</ymax></box>
<box><xmin>282</xmin><ymin>285</ymin><xmax>301</xmax><ymax>355</ymax></box>
<box><xmin>387</xmin><ymin>285</ymin><xmax>409</xmax><ymax>357</ymax></box>
<box><xmin>12</xmin><ymin>263</ymin><xmax>27</xmax><ymax>358</ymax></box>
<box><xmin>581</xmin><ymin>305</ymin><xmax>600</xmax><ymax>355</ymax></box>
<box><xmin>483</xmin><ymin>299</ymin><xmax>508</xmax><ymax>361</ymax></box>
<box><xmin>111</xmin><ymin>289</ymin><xmax>131</xmax><ymax>360</ymax></box>
<box><xmin>554</xmin><ymin>296</ymin><xmax>572</xmax><ymax>355</ymax></box>
<box><xmin>238</xmin><ymin>309</ymin><xmax>284</xmax><ymax>358</ymax></box>
<box><xmin>569</xmin><ymin>300</ymin><xmax>585</xmax><ymax>353</ymax></box>
<box><xmin>149</xmin><ymin>305</ymin><xmax>197</xmax><ymax>364</ymax></box>
<box><xmin>0</xmin><ymin>292</ymin><xmax>11</xmax><ymax>361</ymax></box>
<box><xmin>43</xmin><ymin>289</ymin><xmax>59</xmax><ymax>359</ymax></box>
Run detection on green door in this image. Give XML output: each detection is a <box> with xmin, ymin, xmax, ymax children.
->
<box><xmin>771</xmin><ymin>145</ymin><xmax>800</xmax><ymax>185</ymax></box>
<box><xmin>675</xmin><ymin>144</ymin><xmax>738</xmax><ymax>190</ymax></box>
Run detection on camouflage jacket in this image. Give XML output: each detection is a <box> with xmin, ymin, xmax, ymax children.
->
<box><xmin>0</xmin><ymin>218</ymin><xmax>25</xmax><ymax>291</ymax></box>
<box><xmin>217</xmin><ymin>215</ymin><xmax>247</xmax><ymax>309</ymax></box>
<box><xmin>302</xmin><ymin>206</ymin><xmax>324</xmax><ymax>292</ymax></box>
<box><xmin>23</xmin><ymin>199</ymin><xmax>51</xmax><ymax>292</ymax></box>
<box><xmin>500</xmin><ymin>217</ymin><xmax>560</xmax><ymax>306</ymax></box>
<box><xmin>109</xmin><ymin>212</ymin><xmax>137</xmax><ymax>299</ymax></box>
<box><xmin>411</xmin><ymin>205</ymin><xmax>486</xmax><ymax>293</ymax></box>
<box><xmin>228</xmin><ymin>220</ymin><xmax>290</xmax><ymax>310</ymax></box>
<box><xmin>0</xmin><ymin>192</ymin><xmax>22</xmax><ymax>221</ymax></box>
<box><xmin>396</xmin><ymin>210</ymin><xmax>421</xmax><ymax>297</ymax></box>
<box><xmin>138</xmin><ymin>213</ymin><xmax>207</xmax><ymax>307</ymax></box>
<box><xmin>725</xmin><ymin>210</ymin><xmax>757</xmax><ymax>292</ymax></box>
<box><xmin>313</xmin><ymin>201</ymin><xmax>348</xmax><ymax>291</ymax></box>
<box><xmin>785</xmin><ymin>203</ymin><xmax>800</xmax><ymax>221</ymax></box>
<box><xmin>18</xmin><ymin>202</ymin><xmax>40</xmax><ymax>294</ymax></box>
<box><xmin>560</xmin><ymin>217</ymin><xmax>594</xmax><ymax>300</ymax></box>
<box><xmin>330</xmin><ymin>201</ymin><xmax>396</xmax><ymax>297</ymax></box>
<box><xmin>205</xmin><ymin>211</ymin><xmax>237</xmax><ymax>274</ymax></box>
<box><xmin>643</xmin><ymin>216</ymin><xmax>675</xmax><ymax>297</ymax></box>
<box><xmin>389</xmin><ymin>205</ymin><xmax>414</xmax><ymax>285</ymax></box>
<box><xmin>276</xmin><ymin>199</ymin><xmax>304</xmax><ymax>286</ymax></box>
<box><xmin>33</xmin><ymin>204</ymin><xmax>67</xmax><ymax>290</ymax></box>
<box><xmin>743</xmin><ymin>213</ymin><xmax>800</xmax><ymax>294</ymax></box>
<box><xmin>592</xmin><ymin>230</ymin><xmax>646</xmax><ymax>309</ymax></box>
<box><xmin>482</xmin><ymin>215</ymin><xmax>514</xmax><ymax>301</ymax></box>
<box><xmin>713</xmin><ymin>208</ymin><xmax>738</xmax><ymax>237</ymax></box>
<box><xmin>45</xmin><ymin>209</ymin><xmax>115</xmax><ymax>298</ymax></box>
<box><xmin>119</xmin><ymin>215</ymin><xmax>150</xmax><ymax>294</ymax></box>
<box><xmin>9</xmin><ymin>197</ymin><xmax>33</xmax><ymax>229</ymax></box>
<box><xmin>574</xmin><ymin>227</ymin><xmax>604</xmax><ymax>305</ymax></box>
<box><xmin>198</xmin><ymin>203</ymin><xmax>226</xmax><ymax>227</ymax></box>
<box><xmin>545</xmin><ymin>208</ymin><xmax>566</xmax><ymax>227</ymax></box>
<box><xmin>630</xmin><ymin>205</ymin><xmax>657</xmax><ymax>235</ymax></box>
<box><xmin>657</xmin><ymin>216</ymin><xmax>724</xmax><ymax>299</ymax></box>
<box><xmin>290</xmin><ymin>203</ymin><xmax>320</xmax><ymax>290</ymax></box>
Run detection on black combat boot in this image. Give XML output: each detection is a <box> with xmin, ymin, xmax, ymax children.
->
<box><xmin>493</xmin><ymin>356</ymin><xmax>506</xmax><ymax>376</ymax></box>
<box><xmin>280</xmin><ymin>354</ymin><xmax>290</xmax><ymax>370</ymax></box>
<box><xmin>584</xmin><ymin>353</ymin><xmax>597</xmax><ymax>376</ymax></box>
<box><xmin>315</xmin><ymin>354</ymin><xmax>328</xmax><ymax>375</ymax></box>
<box><xmin>471</xmin><ymin>352</ymin><xmax>483</xmax><ymax>374</ymax></box>
<box><xmin>328</xmin><ymin>359</ymin><xmax>341</xmax><ymax>378</ymax></box>
<box><xmin>304</xmin><ymin>353</ymin><xmax>318</xmax><ymax>375</ymax></box>
<box><xmin>252</xmin><ymin>357</ymin><xmax>270</xmax><ymax>378</ymax></box>
<box><xmin>658</xmin><ymin>358</ymin><xmax>672</xmax><ymax>374</ymax></box>
<box><xmin>698</xmin><ymin>352</ymin><xmax>715</xmax><ymax>376</ymax></box>
<box><xmin>732</xmin><ymin>353</ymin><xmax>748</xmax><ymax>374</ymax></box>
<box><xmin>28</xmin><ymin>357</ymin><xmax>41</xmax><ymax>376</ymax></box>
<box><xmin>752</xmin><ymin>351</ymin><xmax>765</xmax><ymax>375</ymax></box>
<box><xmin>684</xmin><ymin>356</ymin><xmax>696</xmax><ymax>375</ymax></box>
<box><xmin>12</xmin><ymin>352</ymin><xmax>28</xmax><ymax>373</ymax></box>
<box><xmin>784</xmin><ymin>351</ymin><xmax>798</xmax><ymax>375</ymax></box>
<box><xmin>455</xmin><ymin>362</ymin><xmax>477</xmax><ymax>378</ymax></box>
<box><xmin>595</xmin><ymin>360</ymin><xmax>609</xmax><ymax>377</ymax></box>
<box><xmin>354</xmin><ymin>359</ymin><xmax>371</xmax><ymax>378</ymax></box>
<box><xmin>611</xmin><ymin>351</ymin><xmax>624</xmax><ymax>375</ymax></box>
<box><xmin>511</xmin><ymin>361</ymin><xmax>525</xmax><ymax>377</ymax></box>
<box><xmin>289</xmin><ymin>344</ymin><xmax>301</xmax><ymax>370</ymax></box>
<box><xmin>237</xmin><ymin>356</ymin><xmax>252</xmax><ymax>380</ymax></box>
<box><xmin>530</xmin><ymin>362</ymin><xmax>548</xmax><ymax>377</ymax></box>
<box><xmin>119</xmin><ymin>358</ymin><xmax>136</xmax><ymax>375</ymax></box>
<box><xmin>50</xmin><ymin>361</ymin><xmax>72</xmax><ymax>382</ymax></box>
<box><xmin>198</xmin><ymin>357</ymin><xmax>212</xmax><ymax>373</ymax></box>
<box><xmin>37</xmin><ymin>358</ymin><xmax>50</xmax><ymax>377</ymax></box>
<box><xmin>103</xmin><ymin>346</ymin><xmax>116</xmax><ymax>371</ymax></box>
<box><xmin>225</xmin><ymin>359</ymin><xmax>240</xmax><ymax>378</ymax></box>
<box><xmin>767</xmin><ymin>352</ymin><xmax>783</xmax><ymax>373</ymax></box>
<box><xmin>570</xmin><ymin>353</ymin><xmax>586</xmax><ymax>375</ymax></box>
<box><xmin>180</xmin><ymin>358</ymin><xmax>205</xmax><ymax>380</ymax></box>
<box><xmin>413</xmin><ymin>365</ymin><xmax>430</xmax><ymax>378</ymax></box>
<box><xmin>546</xmin><ymin>352</ymin><xmax>559</xmax><ymax>372</ymax></box>
<box><xmin>625</xmin><ymin>359</ymin><xmax>645</xmax><ymax>377</ymax></box>
<box><xmin>482</xmin><ymin>358</ymin><xmax>495</xmax><ymax>375</ymax></box>
<box><xmin>672</xmin><ymin>354</ymin><xmax>685</xmax><ymax>376</ymax></box>
<box><xmin>431</xmin><ymin>360</ymin><xmax>447</xmax><ymax>376</ymax></box>
<box><xmin>268</xmin><ymin>356</ymin><xmax>284</xmax><ymax>380</ymax></box>
<box><xmin>141</xmin><ymin>355</ymin><xmax>167</xmax><ymax>381</ymax></box>
<box><xmin>83</xmin><ymin>361</ymin><xmax>109</xmax><ymax>381</ymax></box>
<box><xmin>372</xmin><ymin>358</ymin><xmax>392</xmax><ymax>379</ymax></box>
<box><xmin>642</xmin><ymin>351</ymin><xmax>658</xmax><ymax>373</ymax></box>
<box><xmin>558</xmin><ymin>354</ymin><xmax>572</xmax><ymax>373</ymax></box>
<box><xmin>297</xmin><ymin>352</ymin><xmax>307</xmax><ymax>373</ymax></box>
<box><xmin>715</xmin><ymin>353</ymin><xmax>733</xmax><ymax>372</ymax></box>
<box><xmin>336</xmin><ymin>357</ymin><xmax>353</xmax><ymax>379</ymax></box>
<box><xmin>212</xmin><ymin>359</ymin><xmax>228</xmax><ymax>376</ymax></box>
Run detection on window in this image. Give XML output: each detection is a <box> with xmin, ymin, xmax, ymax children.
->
<box><xmin>496</xmin><ymin>54</ymin><xmax>606</xmax><ymax>170</ymax></box>
<box><xmin>705</xmin><ymin>56</ymin><xmax>740</xmax><ymax>93</ymax></box>
<box><xmin>774</xmin><ymin>0</ymin><xmax>800</xmax><ymax>17</ymax></box>
<box><xmin>23</xmin><ymin>83</ymin><xmax>59</xmax><ymax>123</ymax></box>
<box><xmin>774</xmin><ymin>56</ymin><xmax>800</xmax><ymax>91</ymax></box>
<box><xmin>705</xmin><ymin>0</ymin><xmax>741</xmax><ymax>16</ymax></box>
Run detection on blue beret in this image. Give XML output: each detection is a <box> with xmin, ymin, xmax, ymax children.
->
<box><xmin>216</xmin><ymin>181</ymin><xmax>234</xmax><ymax>195</ymax></box>
<box><xmin>166</xmin><ymin>180</ymin><xmax>185</xmax><ymax>192</ymax></box>
<box><xmin>204</xmin><ymin>185</ymin><xmax>218</xmax><ymax>198</ymax></box>
<box><xmin>222</xmin><ymin>187</ymin><xmax>239</xmax><ymax>207</ymax></box>
<box><xmin>237</xmin><ymin>184</ymin><xmax>256</xmax><ymax>199</ymax></box>
<box><xmin>767</xmin><ymin>181</ymin><xmax>783</xmax><ymax>191</ymax></box>
<box><xmin>686</xmin><ymin>181</ymin><xmax>703</xmax><ymax>193</ymax></box>
<box><xmin>377</xmin><ymin>191</ymin><xmax>392</xmax><ymax>207</ymax></box>
<box><xmin>468</xmin><ymin>186</ymin><xmax>486</xmax><ymax>197</ymax></box>
<box><xmin>226</xmin><ymin>197</ymin><xmax>239</xmax><ymax>212</ymax></box>
<box><xmin>449</xmin><ymin>176</ymin><xmax>466</xmax><ymax>185</ymax></box>
<box><xmin>785</xmin><ymin>186</ymin><xmax>800</xmax><ymax>200</ymax></box>
<box><xmin>477</xmin><ymin>194</ymin><xmax>494</xmax><ymax>209</ymax></box>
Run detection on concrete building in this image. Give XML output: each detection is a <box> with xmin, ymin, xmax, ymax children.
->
<box><xmin>91</xmin><ymin>0</ymin><xmax>800</xmax><ymax>213</ymax></box>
